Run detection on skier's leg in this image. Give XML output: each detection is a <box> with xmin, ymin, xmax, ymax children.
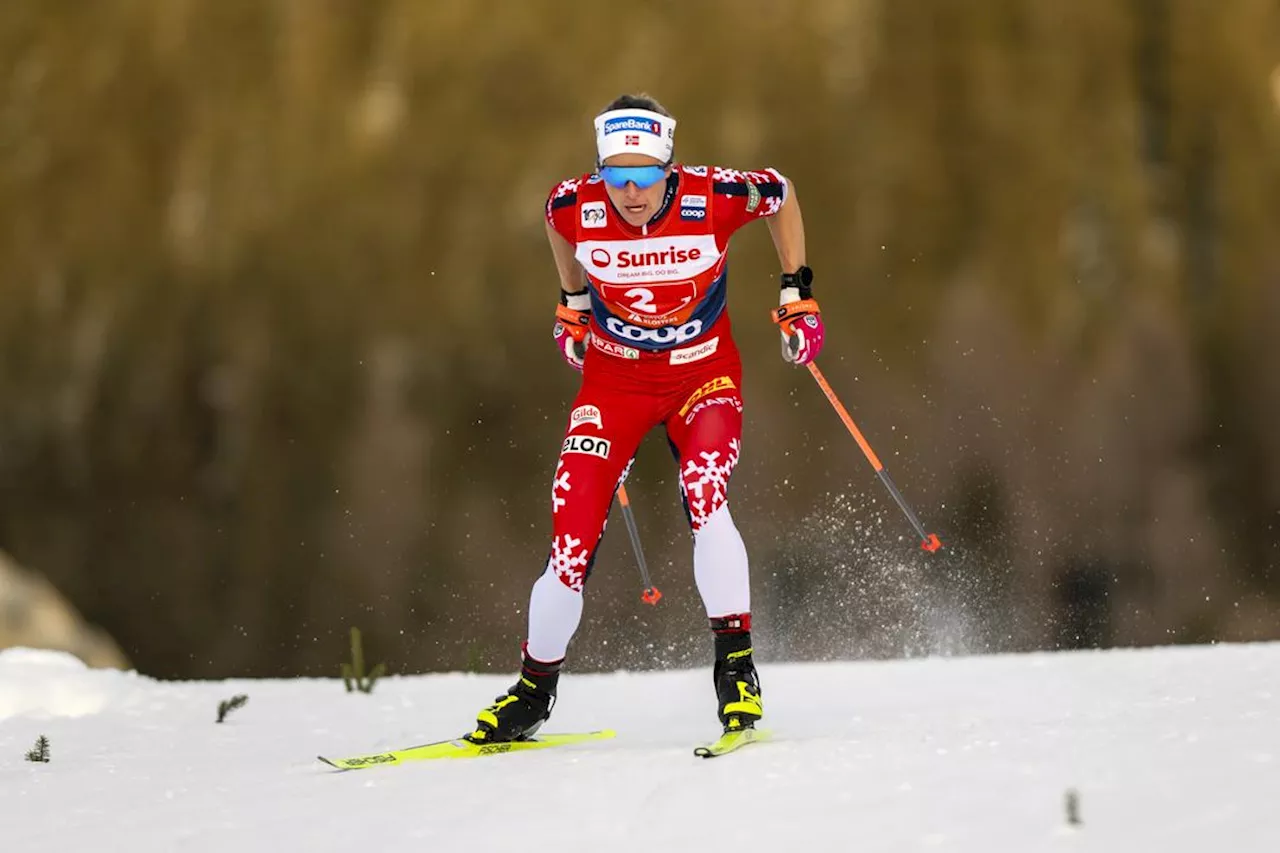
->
<box><xmin>665</xmin><ymin>386</ymin><xmax>761</xmax><ymax>731</ymax></box>
<box><xmin>525</xmin><ymin>398</ymin><xmax>647</xmax><ymax>663</ymax></box>
<box><xmin>665</xmin><ymin>389</ymin><xmax>749</xmax><ymax>618</ymax></box>
<box><xmin>470</xmin><ymin>387</ymin><xmax>649</xmax><ymax>743</ymax></box>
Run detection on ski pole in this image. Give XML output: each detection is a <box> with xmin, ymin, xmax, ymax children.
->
<box><xmin>806</xmin><ymin>361</ymin><xmax>943</xmax><ymax>553</ymax></box>
<box><xmin>616</xmin><ymin>484</ymin><xmax>662</xmax><ymax>604</ymax></box>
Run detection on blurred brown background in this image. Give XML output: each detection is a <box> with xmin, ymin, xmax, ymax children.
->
<box><xmin>2</xmin><ymin>0</ymin><xmax>1278</xmax><ymax>679</ymax></box>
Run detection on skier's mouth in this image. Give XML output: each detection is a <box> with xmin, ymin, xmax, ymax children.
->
<box><xmin>623</xmin><ymin>203</ymin><xmax>647</xmax><ymax>215</ymax></box>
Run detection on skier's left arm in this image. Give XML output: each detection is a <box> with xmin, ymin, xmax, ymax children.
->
<box><xmin>765</xmin><ymin>178</ymin><xmax>805</xmax><ymax>274</ymax></box>
<box><xmin>712</xmin><ymin>167</ymin><xmax>823</xmax><ymax>364</ymax></box>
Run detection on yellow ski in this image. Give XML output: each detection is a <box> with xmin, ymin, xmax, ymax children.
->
<box><xmin>694</xmin><ymin>726</ymin><xmax>770</xmax><ymax>758</ymax></box>
<box><xmin>318</xmin><ymin>729</ymin><xmax>616</xmax><ymax>771</ymax></box>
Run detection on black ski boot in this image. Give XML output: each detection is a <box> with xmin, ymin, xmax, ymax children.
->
<box><xmin>711</xmin><ymin>614</ymin><xmax>762</xmax><ymax>732</ymax></box>
<box><xmin>466</xmin><ymin>653</ymin><xmax>561</xmax><ymax>744</ymax></box>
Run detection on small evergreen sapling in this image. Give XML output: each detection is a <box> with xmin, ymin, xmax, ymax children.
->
<box><xmin>25</xmin><ymin>735</ymin><xmax>50</xmax><ymax>763</ymax></box>
<box><xmin>341</xmin><ymin>627</ymin><xmax>386</xmax><ymax>693</ymax></box>
<box><xmin>217</xmin><ymin>694</ymin><xmax>249</xmax><ymax>723</ymax></box>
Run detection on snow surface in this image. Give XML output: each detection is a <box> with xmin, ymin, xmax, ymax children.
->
<box><xmin>2</xmin><ymin>642</ymin><xmax>1278</xmax><ymax>852</ymax></box>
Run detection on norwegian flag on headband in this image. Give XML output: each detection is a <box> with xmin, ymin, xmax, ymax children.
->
<box><xmin>625</xmin><ymin>134</ymin><xmax>640</xmax><ymax>146</ymax></box>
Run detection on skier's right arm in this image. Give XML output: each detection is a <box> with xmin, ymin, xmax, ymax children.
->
<box><xmin>546</xmin><ymin>220</ymin><xmax>586</xmax><ymax>296</ymax></box>
<box><xmin>545</xmin><ymin>187</ymin><xmax>591</xmax><ymax>371</ymax></box>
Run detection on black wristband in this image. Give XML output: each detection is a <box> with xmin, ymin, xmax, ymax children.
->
<box><xmin>780</xmin><ymin>266</ymin><xmax>814</xmax><ymax>300</ymax></box>
<box><xmin>560</xmin><ymin>287</ymin><xmax>589</xmax><ymax>305</ymax></box>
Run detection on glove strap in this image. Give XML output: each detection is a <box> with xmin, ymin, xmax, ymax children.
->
<box><xmin>772</xmin><ymin>297</ymin><xmax>820</xmax><ymax>327</ymax></box>
<box><xmin>555</xmin><ymin>303</ymin><xmax>591</xmax><ymax>341</ymax></box>
<box><xmin>771</xmin><ymin>298</ymin><xmax>820</xmax><ymax>336</ymax></box>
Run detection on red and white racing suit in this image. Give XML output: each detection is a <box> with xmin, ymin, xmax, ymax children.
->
<box><xmin>524</xmin><ymin>164</ymin><xmax>788</xmax><ymax>664</ymax></box>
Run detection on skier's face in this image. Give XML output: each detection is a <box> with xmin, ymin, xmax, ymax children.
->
<box><xmin>600</xmin><ymin>154</ymin><xmax>672</xmax><ymax>227</ymax></box>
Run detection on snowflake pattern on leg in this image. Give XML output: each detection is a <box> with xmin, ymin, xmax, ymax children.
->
<box><xmin>551</xmin><ymin>461</ymin><xmax>571</xmax><ymax>514</ymax></box>
<box><xmin>680</xmin><ymin>438</ymin><xmax>741</xmax><ymax>531</ymax></box>
<box><xmin>548</xmin><ymin>533</ymin><xmax>592</xmax><ymax>592</ymax></box>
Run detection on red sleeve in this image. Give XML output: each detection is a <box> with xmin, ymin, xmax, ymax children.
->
<box><xmin>545</xmin><ymin>176</ymin><xmax>584</xmax><ymax>244</ymax></box>
<box><xmin>709</xmin><ymin>166</ymin><xmax>788</xmax><ymax>241</ymax></box>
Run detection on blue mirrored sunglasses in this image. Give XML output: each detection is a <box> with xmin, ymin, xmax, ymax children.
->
<box><xmin>598</xmin><ymin>164</ymin><xmax>668</xmax><ymax>189</ymax></box>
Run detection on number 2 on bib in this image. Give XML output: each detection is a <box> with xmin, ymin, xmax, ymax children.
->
<box><xmin>624</xmin><ymin>288</ymin><xmax>657</xmax><ymax>314</ymax></box>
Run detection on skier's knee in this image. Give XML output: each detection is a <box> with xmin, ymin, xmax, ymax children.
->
<box><xmin>692</xmin><ymin>502</ymin><xmax>735</xmax><ymax>535</ymax></box>
<box><xmin>546</xmin><ymin>533</ymin><xmax>596</xmax><ymax>592</ymax></box>
<box><xmin>680</xmin><ymin>439</ymin><xmax>742</xmax><ymax>531</ymax></box>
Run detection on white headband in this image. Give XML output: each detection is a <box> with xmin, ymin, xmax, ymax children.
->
<box><xmin>594</xmin><ymin>108</ymin><xmax>676</xmax><ymax>165</ymax></box>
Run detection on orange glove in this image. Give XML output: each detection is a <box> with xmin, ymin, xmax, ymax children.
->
<box><xmin>771</xmin><ymin>267</ymin><xmax>824</xmax><ymax>365</ymax></box>
<box><xmin>554</xmin><ymin>290</ymin><xmax>591</xmax><ymax>371</ymax></box>
<box><xmin>772</xmin><ymin>298</ymin><xmax>824</xmax><ymax>365</ymax></box>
